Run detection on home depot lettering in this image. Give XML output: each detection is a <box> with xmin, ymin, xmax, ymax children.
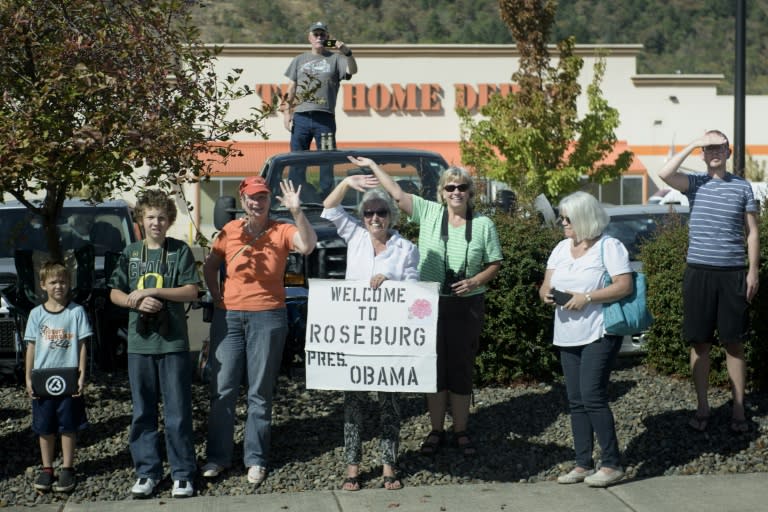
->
<box><xmin>255</xmin><ymin>83</ymin><xmax>519</xmax><ymax>113</ymax></box>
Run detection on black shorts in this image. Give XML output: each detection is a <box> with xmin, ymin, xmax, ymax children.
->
<box><xmin>682</xmin><ymin>264</ymin><xmax>750</xmax><ymax>344</ymax></box>
<box><xmin>435</xmin><ymin>293</ymin><xmax>485</xmax><ymax>394</ymax></box>
<box><xmin>32</xmin><ymin>396</ymin><xmax>88</xmax><ymax>436</ymax></box>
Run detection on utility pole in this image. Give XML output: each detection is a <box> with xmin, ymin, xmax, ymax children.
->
<box><xmin>734</xmin><ymin>0</ymin><xmax>746</xmax><ymax>176</ymax></box>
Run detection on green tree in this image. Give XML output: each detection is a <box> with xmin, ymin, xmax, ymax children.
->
<box><xmin>458</xmin><ymin>0</ymin><xmax>632</xmax><ymax>203</ymax></box>
<box><xmin>0</xmin><ymin>0</ymin><xmax>273</xmax><ymax>260</ymax></box>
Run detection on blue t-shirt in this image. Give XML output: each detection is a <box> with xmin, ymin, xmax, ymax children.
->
<box><xmin>685</xmin><ymin>173</ymin><xmax>757</xmax><ymax>267</ymax></box>
<box><xmin>24</xmin><ymin>302</ymin><xmax>92</xmax><ymax>369</ymax></box>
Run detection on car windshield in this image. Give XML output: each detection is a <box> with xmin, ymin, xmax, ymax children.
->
<box><xmin>604</xmin><ymin>211</ymin><xmax>689</xmax><ymax>260</ymax></box>
<box><xmin>267</xmin><ymin>154</ymin><xmax>446</xmax><ymax>209</ymax></box>
<box><xmin>0</xmin><ymin>207</ymin><xmax>132</xmax><ymax>258</ymax></box>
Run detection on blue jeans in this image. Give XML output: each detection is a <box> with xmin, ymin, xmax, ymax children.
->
<box><xmin>206</xmin><ymin>308</ymin><xmax>287</xmax><ymax>468</ymax></box>
<box><xmin>290</xmin><ymin>111</ymin><xmax>336</xmax><ymax>152</ymax></box>
<box><xmin>289</xmin><ymin>111</ymin><xmax>336</xmax><ymax>196</ymax></box>
<box><xmin>559</xmin><ymin>335</ymin><xmax>622</xmax><ymax>470</ymax></box>
<box><xmin>127</xmin><ymin>352</ymin><xmax>196</xmax><ymax>481</ymax></box>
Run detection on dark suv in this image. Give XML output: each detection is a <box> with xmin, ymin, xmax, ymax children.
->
<box><xmin>213</xmin><ymin>148</ymin><xmax>448</xmax><ymax>369</ymax></box>
<box><xmin>0</xmin><ymin>199</ymin><xmax>138</xmax><ymax>378</ymax></box>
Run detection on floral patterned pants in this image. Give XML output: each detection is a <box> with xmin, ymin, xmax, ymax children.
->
<box><xmin>343</xmin><ymin>391</ymin><xmax>400</xmax><ymax>466</ymax></box>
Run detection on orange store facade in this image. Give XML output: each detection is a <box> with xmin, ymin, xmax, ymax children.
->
<box><xmin>186</xmin><ymin>44</ymin><xmax>768</xmax><ymax>242</ymax></box>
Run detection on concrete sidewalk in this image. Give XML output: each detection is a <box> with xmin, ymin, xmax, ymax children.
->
<box><xmin>5</xmin><ymin>473</ymin><xmax>762</xmax><ymax>512</ymax></box>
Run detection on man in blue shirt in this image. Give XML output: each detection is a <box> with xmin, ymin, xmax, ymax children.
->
<box><xmin>658</xmin><ymin>129</ymin><xmax>759</xmax><ymax>434</ymax></box>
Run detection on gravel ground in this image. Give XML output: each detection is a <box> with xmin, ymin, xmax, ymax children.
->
<box><xmin>1</xmin><ymin>357</ymin><xmax>767</xmax><ymax>507</ymax></box>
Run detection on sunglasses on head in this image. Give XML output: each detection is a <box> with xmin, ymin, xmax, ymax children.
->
<box><xmin>444</xmin><ymin>184</ymin><xmax>469</xmax><ymax>192</ymax></box>
<box><xmin>558</xmin><ymin>215</ymin><xmax>571</xmax><ymax>224</ymax></box>
<box><xmin>363</xmin><ymin>208</ymin><xmax>389</xmax><ymax>218</ymax></box>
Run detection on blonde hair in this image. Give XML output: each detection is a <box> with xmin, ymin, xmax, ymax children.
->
<box><xmin>437</xmin><ymin>166</ymin><xmax>474</xmax><ymax>205</ymax></box>
<box><xmin>39</xmin><ymin>261</ymin><xmax>69</xmax><ymax>285</ymax></box>
<box><xmin>558</xmin><ymin>191</ymin><xmax>609</xmax><ymax>242</ymax></box>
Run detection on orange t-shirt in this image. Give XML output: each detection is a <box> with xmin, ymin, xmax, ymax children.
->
<box><xmin>212</xmin><ymin>219</ymin><xmax>298</xmax><ymax>311</ymax></box>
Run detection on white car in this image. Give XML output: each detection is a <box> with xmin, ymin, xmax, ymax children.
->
<box><xmin>603</xmin><ymin>204</ymin><xmax>690</xmax><ymax>355</ymax></box>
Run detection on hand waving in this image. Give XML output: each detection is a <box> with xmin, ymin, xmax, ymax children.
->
<box><xmin>346</xmin><ymin>174</ymin><xmax>379</xmax><ymax>192</ymax></box>
<box><xmin>276</xmin><ymin>179</ymin><xmax>302</xmax><ymax>211</ymax></box>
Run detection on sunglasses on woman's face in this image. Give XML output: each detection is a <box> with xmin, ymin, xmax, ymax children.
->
<box><xmin>363</xmin><ymin>208</ymin><xmax>389</xmax><ymax>218</ymax></box>
<box><xmin>444</xmin><ymin>184</ymin><xmax>469</xmax><ymax>192</ymax></box>
<box><xmin>558</xmin><ymin>215</ymin><xmax>571</xmax><ymax>225</ymax></box>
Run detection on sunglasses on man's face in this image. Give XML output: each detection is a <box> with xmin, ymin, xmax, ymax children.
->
<box><xmin>444</xmin><ymin>184</ymin><xmax>469</xmax><ymax>193</ymax></box>
<box><xmin>704</xmin><ymin>144</ymin><xmax>728</xmax><ymax>152</ymax></box>
<box><xmin>311</xmin><ymin>31</ymin><xmax>327</xmax><ymax>38</ymax></box>
<box><xmin>363</xmin><ymin>208</ymin><xmax>389</xmax><ymax>218</ymax></box>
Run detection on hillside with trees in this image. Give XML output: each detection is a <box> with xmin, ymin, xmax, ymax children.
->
<box><xmin>189</xmin><ymin>0</ymin><xmax>768</xmax><ymax>94</ymax></box>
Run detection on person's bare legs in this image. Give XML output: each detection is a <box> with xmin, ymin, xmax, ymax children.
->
<box><xmin>449</xmin><ymin>393</ymin><xmax>471</xmax><ymax>433</ymax></box>
<box><xmin>39</xmin><ymin>434</ymin><xmax>56</xmax><ymax>468</ymax></box>
<box><xmin>690</xmin><ymin>343</ymin><xmax>712</xmax><ymax>419</ymax></box>
<box><xmin>449</xmin><ymin>393</ymin><xmax>475</xmax><ymax>454</ymax></box>
<box><xmin>61</xmin><ymin>433</ymin><xmax>76</xmax><ymax>468</ymax></box>
<box><xmin>724</xmin><ymin>342</ymin><xmax>747</xmax><ymax>422</ymax></box>
<box><xmin>426</xmin><ymin>391</ymin><xmax>448</xmax><ymax>431</ymax></box>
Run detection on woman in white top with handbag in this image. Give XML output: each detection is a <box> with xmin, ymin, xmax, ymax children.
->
<box><xmin>539</xmin><ymin>191</ymin><xmax>632</xmax><ymax>488</ymax></box>
<box><xmin>321</xmin><ymin>174</ymin><xmax>419</xmax><ymax>491</ymax></box>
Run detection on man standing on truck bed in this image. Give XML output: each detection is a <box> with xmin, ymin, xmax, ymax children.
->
<box><xmin>282</xmin><ymin>21</ymin><xmax>357</xmax><ymax>152</ymax></box>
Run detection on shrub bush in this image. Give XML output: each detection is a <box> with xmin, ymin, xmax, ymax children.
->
<box><xmin>474</xmin><ymin>206</ymin><xmax>562</xmax><ymax>384</ymax></box>
<box><xmin>641</xmin><ymin>203</ymin><xmax>768</xmax><ymax>390</ymax></box>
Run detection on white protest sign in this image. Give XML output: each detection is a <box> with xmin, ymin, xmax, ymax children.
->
<box><xmin>305</xmin><ymin>279</ymin><xmax>439</xmax><ymax>392</ymax></box>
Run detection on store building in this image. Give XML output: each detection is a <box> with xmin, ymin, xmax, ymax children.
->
<box><xmin>185</xmin><ymin>43</ymin><xmax>768</xmax><ymax>241</ymax></box>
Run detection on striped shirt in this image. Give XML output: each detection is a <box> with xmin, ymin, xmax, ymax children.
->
<box><xmin>409</xmin><ymin>195</ymin><xmax>503</xmax><ymax>296</ymax></box>
<box><xmin>685</xmin><ymin>173</ymin><xmax>757</xmax><ymax>267</ymax></box>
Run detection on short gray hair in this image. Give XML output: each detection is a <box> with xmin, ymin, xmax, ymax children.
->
<box><xmin>357</xmin><ymin>188</ymin><xmax>400</xmax><ymax>226</ymax></box>
<box><xmin>558</xmin><ymin>191</ymin><xmax>608</xmax><ymax>242</ymax></box>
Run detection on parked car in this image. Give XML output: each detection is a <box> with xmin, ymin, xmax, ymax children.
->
<box><xmin>603</xmin><ymin>203</ymin><xmax>690</xmax><ymax>354</ymax></box>
<box><xmin>0</xmin><ymin>199</ymin><xmax>138</xmax><ymax>379</ymax></box>
<box><xmin>212</xmin><ymin>147</ymin><xmax>449</xmax><ymax>371</ymax></box>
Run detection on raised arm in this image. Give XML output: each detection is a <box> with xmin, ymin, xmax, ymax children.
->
<box><xmin>277</xmin><ymin>179</ymin><xmax>318</xmax><ymax>255</ymax></box>
<box><xmin>657</xmin><ymin>132</ymin><xmax>726</xmax><ymax>192</ymax></box>
<box><xmin>347</xmin><ymin>156</ymin><xmax>413</xmax><ymax>216</ymax></box>
<box><xmin>323</xmin><ymin>174</ymin><xmax>379</xmax><ymax>209</ymax></box>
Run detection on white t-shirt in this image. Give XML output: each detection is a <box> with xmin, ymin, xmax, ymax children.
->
<box><xmin>546</xmin><ymin>235</ymin><xmax>631</xmax><ymax>347</ymax></box>
<box><xmin>321</xmin><ymin>206</ymin><xmax>420</xmax><ymax>282</ymax></box>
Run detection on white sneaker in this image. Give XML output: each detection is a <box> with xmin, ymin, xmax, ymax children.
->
<box><xmin>201</xmin><ymin>462</ymin><xmax>225</xmax><ymax>478</ymax></box>
<box><xmin>131</xmin><ymin>477</ymin><xmax>158</xmax><ymax>498</ymax></box>
<box><xmin>557</xmin><ymin>468</ymin><xmax>595</xmax><ymax>484</ymax></box>
<box><xmin>584</xmin><ymin>467</ymin><xmax>625</xmax><ymax>487</ymax></box>
<box><xmin>172</xmin><ymin>479</ymin><xmax>194</xmax><ymax>498</ymax></box>
<box><xmin>247</xmin><ymin>465</ymin><xmax>267</xmax><ymax>486</ymax></box>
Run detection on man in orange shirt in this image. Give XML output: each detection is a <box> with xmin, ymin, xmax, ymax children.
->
<box><xmin>201</xmin><ymin>177</ymin><xmax>317</xmax><ymax>486</ymax></box>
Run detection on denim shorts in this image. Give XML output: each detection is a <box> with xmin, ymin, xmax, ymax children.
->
<box><xmin>32</xmin><ymin>396</ymin><xmax>88</xmax><ymax>435</ymax></box>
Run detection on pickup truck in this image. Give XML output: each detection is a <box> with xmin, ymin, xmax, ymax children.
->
<box><xmin>0</xmin><ymin>199</ymin><xmax>138</xmax><ymax>379</ymax></box>
<box><xmin>213</xmin><ymin>148</ymin><xmax>449</xmax><ymax>371</ymax></box>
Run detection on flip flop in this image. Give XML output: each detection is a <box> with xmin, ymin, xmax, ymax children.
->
<box><xmin>382</xmin><ymin>475</ymin><xmax>403</xmax><ymax>490</ymax></box>
<box><xmin>341</xmin><ymin>476</ymin><xmax>361</xmax><ymax>491</ymax></box>
<box><xmin>688</xmin><ymin>414</ymin><xmax>709</xmax><ymax>432</ymax></box>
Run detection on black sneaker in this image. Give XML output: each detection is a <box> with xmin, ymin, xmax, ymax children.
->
<box><xmin>53</xmin><ymin>467</ymin><xmax>76</xmax><ymax>493</ymax></box>
<box><xmin>34</xmin><ymin>470</ymin><xmax>54</xmax><ymax>492</ymax></box>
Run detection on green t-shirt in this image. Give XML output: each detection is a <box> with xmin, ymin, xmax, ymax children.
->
<box><xmin>409</xmin><ymin>195</ymin><xmax>503</xmax><ymax>296</ymax></box>
<box><xmin>108</xmin><ymin>237</ymin><xmax>199</xmax><ymax>354</ymax></box>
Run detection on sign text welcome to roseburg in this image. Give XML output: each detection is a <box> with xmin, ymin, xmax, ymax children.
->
<box><xmin>305</xmin><ymin>279</ymin><xmax>439</xmax><ymax>392</ymax></box>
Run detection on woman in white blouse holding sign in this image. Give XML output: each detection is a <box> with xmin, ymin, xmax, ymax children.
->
<box><xmin>321</xmin><ymin>173</ymin><xmax>419</xmax><ymax>491</ymax></box>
